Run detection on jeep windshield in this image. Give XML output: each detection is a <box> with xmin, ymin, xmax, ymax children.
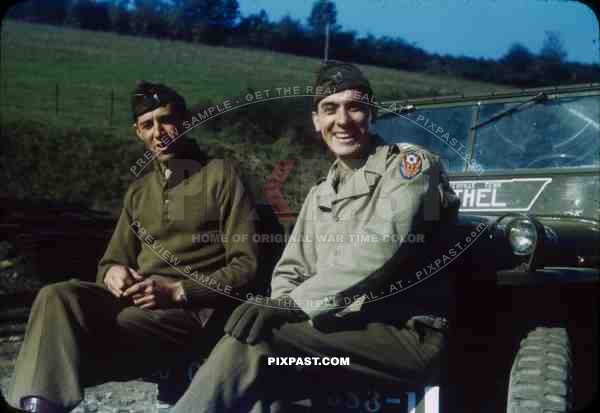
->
<box><xmin>374</xmin><ymin>85</ymin><xmax>600</xmax><ymax>219</ymax></box>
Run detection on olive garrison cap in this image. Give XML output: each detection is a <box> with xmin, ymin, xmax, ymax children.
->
<box><xmin>312</xmin><ymin>60</ymin><xmax>375</xmax><ymax>109</ymax></box>
<box><xmin>131</xmin><ymin>80</ymin><xmax>186</xmax><ymax>121</ymax></box>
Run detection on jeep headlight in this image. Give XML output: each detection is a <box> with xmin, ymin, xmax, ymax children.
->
<box><xmin>507</xmin><ymin>218</ymin><xmax>537</xmax><ymax>256</ymax></box>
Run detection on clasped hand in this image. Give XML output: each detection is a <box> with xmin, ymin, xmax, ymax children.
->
<box><xmin>104</xmin><ymin>265</ymin><xmax>181</xmax><ymax>309</ymax></box>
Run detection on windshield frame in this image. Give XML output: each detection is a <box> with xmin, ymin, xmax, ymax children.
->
<box><xmin>377</xmin><ymin>83</ymin><xmax>600</xmax><ymax>175</ymax></box>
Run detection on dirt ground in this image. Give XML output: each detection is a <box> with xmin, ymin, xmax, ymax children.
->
<box><xmin>0</xmin><ymin>335</ymin><xmax>164</xmax><ymax>413</ymax></box>
<box><xmin>0</xmin><ymin>241</ymin><xmax>165</xmax><ymax>413</ymax></box>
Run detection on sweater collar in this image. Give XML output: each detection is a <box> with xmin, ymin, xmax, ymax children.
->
<box><xmin>153</xmin><ymin>141</ymin><xmax>208</xmax><ymax>185</ymax></box>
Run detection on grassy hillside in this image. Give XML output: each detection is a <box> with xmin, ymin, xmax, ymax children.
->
<box><xmin>1</xmin><ymin>21</ymin><xmax>509</xmax><ymax>129</ymax></box>
<box><xmin>1</xmin><ymin>20</ymin><xmax>511</xmax><ymax>212</ymax></box>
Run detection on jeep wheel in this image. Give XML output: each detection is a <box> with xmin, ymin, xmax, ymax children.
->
<box><xmin>506</xmin><ymin>327</ymin><xmax>573</xmax><ymax>413</ymax></box>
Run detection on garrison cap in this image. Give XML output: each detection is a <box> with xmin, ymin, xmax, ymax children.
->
<box><xmin>312</xmin><ymin>60</ymin><xmax>375</xmax><ymax>110</ymax></box>
<box><xmin>131</xmin><ymin>80</ymin><xmax>186</xmax><ymax>121</ymax></box>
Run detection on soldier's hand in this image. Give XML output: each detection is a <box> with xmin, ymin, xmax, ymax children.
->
<box><xmin>123</xmin><ymin>275</ymin><xmax>182</xmax><ymax>309</ymax></box>
<box><xmin>104</xmin><ymin>265</ymin><xmax>141</xmax><ymax>298</ymax></box>
<box><xmin>225</xmin><ymin>296</ymin><xmax>307</xmax><ymax>344</ymax></box>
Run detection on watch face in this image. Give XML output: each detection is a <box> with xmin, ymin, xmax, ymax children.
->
<box><xmin>174</xmin><ymin>283</ymin><xmax>187</xmax><ymax>305</ymax></box>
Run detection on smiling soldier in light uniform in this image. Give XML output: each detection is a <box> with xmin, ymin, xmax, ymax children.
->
<box><xmin>171</xmin><ymin>61</ymin><xmax>460</xmax><ymax>413</ymax></box>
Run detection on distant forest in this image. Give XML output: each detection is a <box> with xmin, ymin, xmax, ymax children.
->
<box><xmin>7</xmin><ymin>0</ymin><xmax>600</xmax><ymax>87</ymax></box>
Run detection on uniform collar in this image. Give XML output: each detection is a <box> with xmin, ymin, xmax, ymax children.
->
<box><xmin>316</xmin><ymin>136</ymin><xmax>387</xmax><ymax>209</ymax></box>
<box><xmin>152</xmin><ymin>141</ymin><xmax>208</xmax><ymax>186</ymax></box>
<box><xmin>364</xmin><ymin>142</ymin><xmax>391</xmax><ymax>175</ymax></box>
<box><xmin>153</xmin><ymin>158</ymin><xmax>170</xmax><ymax>181</ymax></box>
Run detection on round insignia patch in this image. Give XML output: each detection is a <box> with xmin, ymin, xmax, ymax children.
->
<box><xmin>400</xmin><ymin>151</ymin><xmax>423</xmax><ymax>179</ymax></box>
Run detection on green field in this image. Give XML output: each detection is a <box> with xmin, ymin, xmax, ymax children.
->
<box><xmin>1</xmin><ymin>20</ymin><xmax>511</xmax><ymax>212</ymax></box>
<box><xmin>0</xmin><ymin>20</ymin><xmax>510</xmax><ymax>129</ymax></box>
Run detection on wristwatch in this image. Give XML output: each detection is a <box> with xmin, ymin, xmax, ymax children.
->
<box><xmin>174</xmin><ymin>282</ymin><xmax>189</xmax><ymax>307</ymax></box>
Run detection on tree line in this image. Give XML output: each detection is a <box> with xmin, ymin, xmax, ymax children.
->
<box><xmin>7</xmin><ymin>0</ymin><xmax>600</xmax><ymax>88</ymax></box>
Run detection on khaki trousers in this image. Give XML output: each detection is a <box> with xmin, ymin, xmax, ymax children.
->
<box><xmin>7</xmin><ymin>280</ymin><xmax>224</xmax><ymax>410</ymax></box>
<box><xmin>172</xmin><ymin>317</ymin><xmax>446</xmax><ymax>413</ymax></box>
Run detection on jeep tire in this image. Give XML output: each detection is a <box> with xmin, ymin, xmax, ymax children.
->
<box><xmin>506</xmin><ymin>327</ymin><xmax>573</xmax><ymax>413</ymax></box>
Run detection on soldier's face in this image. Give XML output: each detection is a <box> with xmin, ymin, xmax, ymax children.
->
<box><xmin>134</xmin><ymin>104</ymin><xmax>183</xmax><ymax>162</ymax></box>
<box><xmin>312</xmin><ymin>89</ymin><xmax>372</xmax><ymax>160</ymax></box>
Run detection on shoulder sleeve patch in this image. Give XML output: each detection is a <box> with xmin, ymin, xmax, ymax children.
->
<box><xmin>399</xmin><ymin>150</ymin><xmax>424</xmax><ymax>179</ymax></box>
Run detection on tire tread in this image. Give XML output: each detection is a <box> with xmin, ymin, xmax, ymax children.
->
<box><xmin>506</xmin><ymin>327</ymin><xmax>572</xmax><ymax>413</ymax></box>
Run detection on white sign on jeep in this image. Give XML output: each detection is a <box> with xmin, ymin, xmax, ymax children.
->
<box><xmin>450</xmin><ymin>178</ymin><xmax>552</xmax><ymax>212</ymax></box>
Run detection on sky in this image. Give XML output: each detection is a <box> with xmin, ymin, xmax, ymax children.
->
<box><xmin>238</xmin><ymin>0</ymin><xmax>600</xmax><ymax>65</ymax></box>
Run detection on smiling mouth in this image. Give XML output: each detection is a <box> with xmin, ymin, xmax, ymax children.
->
<box><xmin>153</xmin><ymin>142</ymin><xmax>173</xmax><ymax>155</ymax></box>
<box><xmin>333</xmin><ymin>134</ymin><xmax>357</xmax><ymax>143</ymax></box>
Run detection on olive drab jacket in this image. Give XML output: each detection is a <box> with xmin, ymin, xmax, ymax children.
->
<box><xmin>270</xmin><ymin>142</ymin><xmax>460</xmax><ymax>322</ymax></box>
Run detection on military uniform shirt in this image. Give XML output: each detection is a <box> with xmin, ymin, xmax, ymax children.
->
<box><xmin>96</xmin><ymin>155</ymin><xmax>258</xmax><ymax>315</ymax></box>
<box><xmin>270</xmin><ymin>143</ymin><xmax>459</xmax><ymax>320</ymax></box>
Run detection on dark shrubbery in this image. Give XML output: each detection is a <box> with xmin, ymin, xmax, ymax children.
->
<box><xmin>1</xmin><ymin>100</ymin><xmax>331</xmax><ymax>213</ymax></box>
<box><xmin>1</xmin><ymin>120</ymin><xmax>141</xmax><ymax>211</ymax></box>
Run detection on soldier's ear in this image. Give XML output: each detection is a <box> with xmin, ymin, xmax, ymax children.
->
<box><xmin>312</xmin><ymin>111</ymin><xmax>321</xmax><ymax>132</ymax></box>
<box><xmin>133</xmin><ymin>122</ymin><xmax>144</xmax><ymax>141</ymax></box>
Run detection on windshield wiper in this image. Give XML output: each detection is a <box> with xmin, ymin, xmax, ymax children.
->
<box><xmin>471</xmin><ymin>92</ymin><xmax>549</xmax><ymax>130</ymax></box>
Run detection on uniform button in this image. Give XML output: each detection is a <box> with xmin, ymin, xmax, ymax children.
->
<box><xmin>164</xmin><ymin>199</ymin><xmax>169</xmax><ymax>204</ymax></box>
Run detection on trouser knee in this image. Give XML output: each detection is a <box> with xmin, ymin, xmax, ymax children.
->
<box><xmin>33</xmin><ymin>281</ymin><xmax>81</xmax><ymax>311</ymax></box>
<box><xmin>210</xmin><ymin>335</ymin><xmax>268</xmax><ymax>377</ymax></box>
<box><xmin>115</xmin><ymin>306</ymin><xmax>150</xmax><ymax>331</ymax></box>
